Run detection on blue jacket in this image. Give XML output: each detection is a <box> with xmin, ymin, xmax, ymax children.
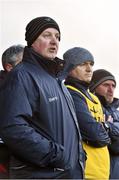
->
<box><xmin>65</xmin><ymin>77</ymin><xmax>110</xmax><ymax>179</ymax></box>
<box><xmin>96</xmin><ymin>94</ymin><xmax>119</xmax><ymax>179</ymax></box>
<box><xmin>65</xmin><ymin>77</ymin><xmax>110</xmax><ymax>147</ymax></box>
<box><xmin>0</xmin><ymin>47</ymin><xmax>85</xmax><ymax>179</ymax></box>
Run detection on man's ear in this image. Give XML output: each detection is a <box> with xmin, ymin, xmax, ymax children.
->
<box><xmin>4</xmin><ymin>63</ymin><xmax>13</xmax><ymax>72</ymax></box>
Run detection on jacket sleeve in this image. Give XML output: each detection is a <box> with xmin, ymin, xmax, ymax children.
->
<box><xmin>107</xmin><ymin>121</ymin><xmax>119</xmax><ymax>154</ymax></box>
<box><xmin>0</xmin><ymin>70</ymin><xmax>66</xmax><ymax>168</ymax></box>
<box><xmin>69</xmin><ymin>90</ymin><xmax>110</xmax><ymax>147</ymax></box>
<box><xmin>104</xmin><ymin>107</ymin><xmax>119</xmax><ymax>140</ymax></box>
<box><xmin>105</xmin><ymin>109</ymin><xmax>119</xmax><ymax>154</ymax></box>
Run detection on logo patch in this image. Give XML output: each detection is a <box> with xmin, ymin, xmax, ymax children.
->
<box><xmin>49</xmin><ymin>97</ymin><xmax>58</xmax><ymax>102</ymax></box>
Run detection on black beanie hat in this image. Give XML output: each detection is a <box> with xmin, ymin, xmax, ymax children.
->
<box><xmin>63</xmin><ymin>47</ymin><xmax>94</xmax><ymax>72</ymax></box>
<box><xmin>25</xmin><ymin>16</ymin><xmax>60</xmax><ymax>46</ymax></box>
<box><xmin>90</xmin><ymin>69</ymin><xmax>116</xmax><ymax>92</ymax></box>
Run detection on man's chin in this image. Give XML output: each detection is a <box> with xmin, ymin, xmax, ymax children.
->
<box><xmin>47</xmin><ymin>54</ymin><xmax>57</xmax><ymax>60</ymax></box>
<box><xmin>107</xmin><ymin>97</ymin><xmax>113</xmax><ymax>104</ymax></box>
<box><xmin>86</xmin><ymin>78</ymin><xmax>91</xmax><ymax>83</ymax></box>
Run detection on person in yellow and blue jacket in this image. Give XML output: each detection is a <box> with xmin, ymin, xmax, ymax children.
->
<box><xmin>63</xmin><ymin>47</ymin><xmax>111</xmax><ymax>179</ymax></box>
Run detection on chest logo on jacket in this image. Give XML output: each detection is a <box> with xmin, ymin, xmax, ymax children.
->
<box><xmin>48</xmin><ymin>96</ymin><xmax>58</xmax><ymax>102</ymax></box>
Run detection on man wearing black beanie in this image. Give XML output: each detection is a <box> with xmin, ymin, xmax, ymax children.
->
<box><xmin>25</xmin><ymin>16</ymin><xmax>61</xmax><ymax>47</ymax></box>
<box><xmin>90</xmin><ymin>69</ymin><xmax>119</xmax><ymax>179</ymax></box>
<box><xmin>0</xmin><ymin>16</ymin><xmax>85</xmax><ymax>179</ymax></box>
<box><xmin>90</xmin><ymin>69</ymin><xmax>116</xmax><ymax>94</ymax></box>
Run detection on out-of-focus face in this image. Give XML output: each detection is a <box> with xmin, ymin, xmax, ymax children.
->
<box><xmin>95</xmin><ymin>80</ymin><xmax>116</xmax><ymax>103</ymax></box>
<box><xmin>14</xmin><ymin>52</ymin><xmax>23</xmax><ymax>66</ymax></box>
<box><xmin>5</xmin><ymin>52</ymin><xmax>24</xmax><ymax>72</ymax></box>
<box><xmin>69</xmin><ymin>61</ymin><xmax>94</xmax><ymax>83</ymax></box>
<box><xmin>32</xmin><ymin>28</ymin><xmax>60</xmax><ymax>60</ymax></box>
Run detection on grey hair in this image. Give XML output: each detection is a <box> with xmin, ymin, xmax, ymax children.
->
<box><xmin>2</xmin><ymin>44</ymin><xmax>24</xmax><ymax>69</ymax></box>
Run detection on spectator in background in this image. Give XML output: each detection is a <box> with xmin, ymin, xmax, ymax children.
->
<box><xmin>0</xmin><ymin>44</ymin><xmax>24</xmax><ymax>179</ymax></box>
<box><xmin>0</xmin><ymin>17</ymin><xmax>85</xmax><ymax>179</ymax></box>
<box><xmin>0</xmin><ymin>44</ymin><xmax>24</xmax><ymax>83</ymax></box>
<box><xmin>63</xmin><ymin>47</ymin><xmax>110</xmax><ymax>179</ymax></box>
<box><xmin>90</xmin><ymin>69</ymin><xmax>119</xmax><ymax>179</ymax></box>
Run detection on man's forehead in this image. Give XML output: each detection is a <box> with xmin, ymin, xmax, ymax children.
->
<box><xmin>101</xmin><ymin>80</ymin><xmax>116</xmax><ymax>85</ymax></box>
<box><xmin>42</xmin><ymin>28</ymin><xmax>60</xmax><ymax>34</ymax></box>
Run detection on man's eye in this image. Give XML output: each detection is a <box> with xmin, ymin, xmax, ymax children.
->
<box><xmin>56</xmin><ymin>35</ymin><xmax>60</xmax><ymax>39</ymax></box>
<box><xmin>102</xmin><ymin>84</ymin><xmax>108</xmax><ymax>87</ymax></box>
<box><xmin>44</xmin><ymin>34</ymin><xmax>50</xmax><ymax>37</ymax></box>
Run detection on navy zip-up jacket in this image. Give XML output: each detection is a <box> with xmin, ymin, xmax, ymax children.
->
<box><xmin>96</xmin><ymin>94</ymin><xmax>119</xmax><ymax>179</ymax></box>
<box><xmin>0</xmin><ymin>47</ymin><xmax>85</xmax><ymax>179</ymax></box>
<box><xmin>65</xmin><ymin>77</ymin><xmax>110</xmax><ymax>147</ymax></box>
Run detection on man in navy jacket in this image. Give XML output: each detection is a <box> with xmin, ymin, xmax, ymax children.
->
<box><xmin>90</xmin><ymin>69</ymin><xmax>119</xmax><ymax>179</ymax></box>
<box><xmin>0</xmin><ymin>17</ymin><xmax>85</xmax><ymax>179</ymax></box>
<box><xmin>63</xmin><ymin>47</ymin><xmax>110</xmax><ymax>179</ymax></box>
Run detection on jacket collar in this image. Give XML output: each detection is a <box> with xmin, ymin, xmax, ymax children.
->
<box><xmin>95</xmin><ymin>93</ymin><xmax>119</xmax><ymax>109</ymax></box>
<box><xmin>65</xmin><ymin>76</ymin><xmax>95</xmax><ymax>101</ymax></box>
<box><xmin>23</xmin><ymin>46</ymin><xmax>65</xmax><ymax>77</ymax></box>
<box><xmin>65</xmin><ymin>76</ymin><xmax>89</xmax><ymax>90</ymax></box>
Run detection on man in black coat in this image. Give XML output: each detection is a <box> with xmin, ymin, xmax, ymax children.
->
<box><xmin>0</xmin><ymin>44</ymin><xmax>24</xmax><ymax>179</ymax></box>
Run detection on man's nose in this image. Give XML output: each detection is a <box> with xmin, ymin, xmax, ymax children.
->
<box><xmin>87</xmin><ymin>64</ymin><xmax>92</xmax><ymax>71</ymax></box>
<box><xmin>50</xmin><ymin>36</ymin><xmax>58</xmax><ymax>44</ymax></box>
<box><xmin>108</xmin><ymin>85</ymin><xmax>114</xmax><ymax>93</ymax></box>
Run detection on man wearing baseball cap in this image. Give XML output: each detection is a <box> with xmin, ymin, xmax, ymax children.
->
<box><xmin>0</xmin><ymin>17</ymin><xmax>85</xmax><ymax>179</ymax></box>
<box><xmin>90</xmin><ymin>69</ymin><xmax>119</xmax><ymax>179</ymax></box>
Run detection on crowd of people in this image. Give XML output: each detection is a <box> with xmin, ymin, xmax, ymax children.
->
<box><xmin>0</xmin><ymin>16</ymin><xmax>119</xmax><ymax>179</ymax></box>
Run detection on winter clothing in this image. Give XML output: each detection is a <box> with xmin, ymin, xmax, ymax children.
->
<box><xmin>63</xmin><ymin>47</ymin><xmax>110</xmax><ymax>179</ymax></box>
<box><xmin>65</xmin><ymin>77</ymin><xmax>110</xmax><ymax>179</ymax></box>
<box><xmin>0</xmin><ymin>70</ymin><xmax>7</xmax><ymax>82</ymax></box>
<box><xmin>90</xmin><ymin>69</ymin><xmax>119</xmax><ymax>179</ymax></box>
<box><xmin>95</xmin><ymin>94</ymin><xmax>119</xmax><ymax>179</ymax></box>
<box><xmin>25</xmin><ymin>16</ymin><xmax>61</xmax><ymax>46</ymax></box>
<box><xmin>0</xmin><ymin>47</ymin><xmax>85</xmax><ymax>179</ymax></box>
<box><xmin>90</xmin><ymin>69</ymin><xmax>116</xmax><ymax>92</ymax></box>
<box><xmin>0</xmin><ymin>70</ymin><xmax>9</xmax><ymax>179</ymax></box>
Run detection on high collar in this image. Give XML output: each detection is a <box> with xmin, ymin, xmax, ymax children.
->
<box><xmin>95</xmin><ymin>93</ymin><xmax>119</xmax><ymax>109</ymax></box>
<box><xmin>65</xmin><ymin>76</ymin><xmax>90</xmax><ymax>91</ymax></box>
<box><xmin>65</xmin><ymin>76</ymin><xmax>94</xmax><ymax>100</ymax></box>
<box><xmin>23</xmin><ymin>46</ymin><xmax>65</xmax><ymax>77</ymax></box>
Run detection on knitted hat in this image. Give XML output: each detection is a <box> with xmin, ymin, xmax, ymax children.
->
<box><xmin>90</xmin><ymin>69</ymin><xmax>116</xmax><ymax>92</ymax></box>
<box><xmin>25</xmin><ymin>16</ymin><xmax>60</xmax><ymax>46</ymax></box>
<box><xmin>63</xmin><ymin>47</ymin><xmax>94</xmax><ymax>72</ymax></box>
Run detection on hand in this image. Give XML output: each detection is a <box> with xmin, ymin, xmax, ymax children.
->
<box><xmin>107</xmin><ymin>115</ymin><xmax>113</xmax><ymax>123</ymax></box>
<box><xmin>103</xmin><ymin>114</ymin><xmax>113</xmax><ymax>123</ymax></box>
